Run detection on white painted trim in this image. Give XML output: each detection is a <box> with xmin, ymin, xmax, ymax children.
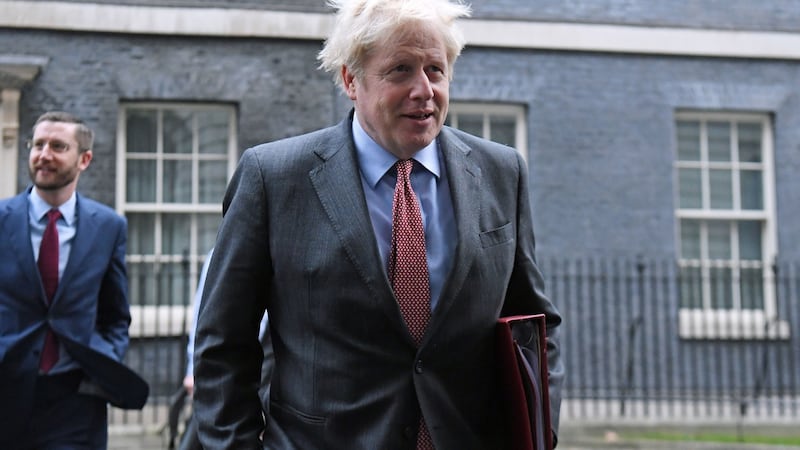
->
<box><xmin>460</xmin><ymin>21</ymin><xmax>800</xmax><ymax>60</ymax></box>
<box><xmin>3</xmin><ymin>1</ymin><xmax>800</xmax><ymax>60</ymax></box>
<box><xmin>130</xmin><ymin>305</ymin><xmax>191</xmax><ymax>338</ymax></box>
<box><xmin>0</xmin><ymin>1</ymin><xmax>334</xmax><ymax>39</ymax></box>
<box><xmin>0</xmin><ymin>89</ymin><xmax>21</xmax><ymax>198</ymax></box>
<box><xmin>679</xmin><ymin>308</ymin><xmax>790</xmax><ymax>340</ymax></box>
<box><xmin>0</xmin><ymin>54</ymin><xmax>49</xmax><ymax>81</ymax></box>
<box><xmin>447</xmin><ymin>102</ymin><xmax>527</xmax><ymax>161</ymax></box>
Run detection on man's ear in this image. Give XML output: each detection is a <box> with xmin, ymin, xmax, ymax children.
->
<box><xmin>341</xmin><ymin>65</ymin><xmax>357</xmax><ymax>100</ymax></box>
<box><xmin>78</xmin><ymin>150</ymin><xmax>93</xmax><ymax>171</ymax></box>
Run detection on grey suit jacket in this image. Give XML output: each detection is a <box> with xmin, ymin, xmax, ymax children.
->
<box><xmin>0</xmin><ymin>189</ymin><xmax>148</xmax><ymax>442</ymax></box>
<box><xmin>194</xmin><ymin>112</ymin><xmax>564</xmax><ymax>450</ymax></box>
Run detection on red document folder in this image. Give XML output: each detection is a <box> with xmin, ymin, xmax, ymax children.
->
<box><xmin>496</xmin><ymin>314</ymin><xmax>553</xmax><ymax>450</ymax></box>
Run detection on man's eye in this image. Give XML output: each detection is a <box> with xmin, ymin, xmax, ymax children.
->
<box><xmin>429</xmin><ymin>65</ymin><xmax>448</xmax><ymax>76</ymax></box>
<box><xmin>51</xmin><ymin>142</ymin><xmax>67</xmax><ymax>152</ymax></box>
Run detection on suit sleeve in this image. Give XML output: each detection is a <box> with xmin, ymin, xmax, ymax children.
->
<box><xmin>95</xmin><ymin>214</ymin><xmax>131</xmax><ymax>361</ymax></box>
<box><xmin>501</xmin><ymin>151</ymin><xmax>565</xmax><ymax>442</ymax></box>
<box><xmin>194</xmin><ymin>149</ymin><xmax>271</xmax><ymax>450</ymax></box>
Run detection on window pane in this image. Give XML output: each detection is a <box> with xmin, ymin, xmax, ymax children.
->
<box><xmin>707</xmin><ymin>221</ymin><xmax>731</xmax><ymax>259</ymax></box>
<box><xmin>164</xmin><ymin>110</ymin><xmax>193</xmax><ymax>154</ymax></box>
<box><xmin>489</xmin><ymin>115</ymin><xmax>516</xmax><ymax>147</ymax></box>
<box><xmin>738</xmin><ymin>220</ymin><xmax>762</xmax><ymax>260</ymax></box>
<box><xmin>127</xmin><ymin>213</ymin><xmax>155</xmax><ymax>254</ymax></box>
<box><xmin>707</xmin><ymin>121</ymin><xmax>731</xmax><ymax>162</ymax></box>
<box><xmin>740</xmin><ymin>169</ymin><xmax>763</xmax><ymax>210</ymax></box>
<box><xmin>737</xmin><ymin>123</ymin><xmax>762</xmax><ymax>163</ymax></box>
<box><xmin>198</xmin><ymin>213</ymin><xmax>222</xmax><ymax>254</ymax></box>
<box><xmin>128</xmin><ymin>262</ymin><xmax>156</xmax><ymax>306</ymax></box>
<box><xmin>126</xmin><ymin>109</ymin><xmax>157</xmax><ymax>154</ymax></box>
<box><xmin>680</xmin><ymin>219</ymin><xmax>700</xmax><ymax>259</ymax></box>
<box><xmin>199</xmin><ymin>161</ymin><xmax>228</xmax><ymax>204</ymax></box>
<box><xmin>740</xmin><ymin>267</ymin><xmax>764</xmax><ymax>309</ymax></box>
<box><xmin>678</xmin><ymin>168</ymin><xmax>702</xmax><ymax>208</ymax></box>
<box><xmin>163</xmin><ymin>160</ymin><xmax>193</xmax><ymax>203</ymax></box>
<box><xmin>126</xmin><ymin>159</ymin><xmax>156</xmax><ymax>202</ymax></box>
<box><xmin>679</xmin><ymin>266</ymin><xmax>702</xmax><ymax>308</ymax></box>
<box><xmin>676</xmin><ymin>120</ymin><xmax>700</xmax><ymax>161</ymax></box>
<box><xmin>457</xmin><ymin>114</ymin><xmax>484</xmax><ymax>138</ymax></box>
<box><xmin>198</xmin><ymin>110</ymin><xmax>230</xmax><ymax>155</ymax></box>
<box><xmin>709</xmin><ymin>266</ymin><xmax>732</xmax><ymax>309</ymax></box>
<box><xmin>158</xmin><ymin>262</ymin><xmax>191</xmax><ymax>306</ymax></box>
<box><xmin>162</xmin><ymin>213</ymin><xmax>190</xmax><ymax>255</ymax></box>
<box><xmin>709</xmin><ymin>169</ymin><xmax>732</xmax><ymax>209</ymax></box>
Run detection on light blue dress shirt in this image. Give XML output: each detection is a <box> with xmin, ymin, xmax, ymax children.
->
<box><xmin>28</xmin><ymin>188</ymin><xmax>78</xmax><ymax>373</ymax></box>
<box><xmin>352</xmin><ymin>113</ymin><xmax>456</xmax><ymax>311</ymax></box>
<box><xmin>29</xmin><ymin>189</ymin><xmax>77</xmax><ymax>279</ymax></box>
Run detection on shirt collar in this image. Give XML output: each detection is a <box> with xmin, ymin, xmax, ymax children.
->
<box><xmin>29</xmin><ymin>188</ymin><xmax>77</xmax><ymax>226</ymax></box>
<box><xmin>352</xmin><ymin>112</ymin><xmax>441</xmax><ymax>188</ymax></box>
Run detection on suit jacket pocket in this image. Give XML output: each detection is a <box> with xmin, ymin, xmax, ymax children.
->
<box><xmin>479</xmin><ymin>223</ymin><xmax>513</xmax><ymax>248</ymax></box>
<box><xmin>268</xmin><ymin>401</ymin><xmax>327</xmax><ymax>448</ymax></box>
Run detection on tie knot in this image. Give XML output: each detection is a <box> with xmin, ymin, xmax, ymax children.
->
<box><xmin>396</xmin><ymin>159</ymin><xmax>413</xmax><ymax>179</ymax></box>
<box><xmin>46</xmin><ymin>209</ymin><xmax>62</xmax><ymax>224</ymax></box>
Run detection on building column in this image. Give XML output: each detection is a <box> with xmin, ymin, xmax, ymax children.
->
<box><xmin>0</xmin><ymin>54</ymin><xmax>48</xmax><ymax>198</ymax></box>
<box><xmin>1</xmin><ymin>89</ymin><xmax>21</xmax><ymax>198</ymax></box>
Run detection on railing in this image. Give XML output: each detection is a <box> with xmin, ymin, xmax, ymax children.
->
<box><xmin>541</xmin><ymin>257</ymin><xmax>799</xmax><ymax>422</ymax></box>
<box><xmin>110</xmin><ymin>257</ymin><xmax>800</xmax><ymax>430</ymax></box>
<box><xmin>110</xmin><ymin>260</ymin><xmax>194</xmax><ymax>431</ymax></box>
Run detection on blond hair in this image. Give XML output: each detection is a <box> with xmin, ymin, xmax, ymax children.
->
<box><xmin>318</xmin><ymin>0</ymin><xmax>471</xmax><ymax>90</ymax></box>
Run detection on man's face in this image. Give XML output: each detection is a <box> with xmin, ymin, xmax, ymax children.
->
<box><xmin>344</xmin><ymin>22</ymin><xmax>450</xmax><ymax>159</ymax></box>
<box><xmin>28</xmin><ymin>121</ymin><xmax>91</xmax><ymax>192</ymax></box>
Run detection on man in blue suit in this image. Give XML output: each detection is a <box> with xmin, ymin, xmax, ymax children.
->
<box><xmin>195</xmin><ymin>0</ymin><xmax>564</xmax><ymax>448</ymax></box>
<box><xmin>0</xmin><ymin>111</ymin><xmax>148</xmax><ymax>449</ymax></box>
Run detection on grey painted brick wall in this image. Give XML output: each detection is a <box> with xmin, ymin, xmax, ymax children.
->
<box><xmin>452</xmin><ymin>48</ymin><xmax>800</xmax><ymax>261</ymax></box>
<box><xmin>4</xmin><ymin>30</ymin><xmax>335</xmax><ymax>207</ymax></box>
<box><xmin>5</xmin><ymin>28</ymin><xmax>800</xmax><ymax>259</ymax></box>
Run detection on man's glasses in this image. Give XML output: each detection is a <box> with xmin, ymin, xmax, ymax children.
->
<box><xmin>26</xmin><ymin>140</ymin><xmax>71</xmax><ymax>154</ymax></box>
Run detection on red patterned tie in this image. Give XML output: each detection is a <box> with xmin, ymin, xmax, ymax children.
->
<box><xmin>388</xmin><ymin>159</ymin><xmax>434</xmax><ymax>449</ymax></box>
<box><xmin>38</xmin><ymin>208</ymin><xmax>61</xmax><ymax>373</ymax></box>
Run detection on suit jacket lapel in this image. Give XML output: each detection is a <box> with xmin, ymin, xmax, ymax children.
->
<box><xmin>429</xmin><ymin>128</ymin><xmax>482</xmax><ymax>327</ymax></box>
<box><xmin>308</xmin><ymin>119</ymin><xmax>394</xmax><ymax>310</ymax></box>
<box><xmin>309</xmin><ymin>121</ymin><xmax>486</xmax><ymax>340</ymax></box>
<box><xmin>3</xmin><ymin>192</ymin><xmax>41</xmax><ymax>292</ymax></box>
<box><xmin>55</xmin><ymin>194</ymin><xmax>98</xmax><ymax>305</ymax></box>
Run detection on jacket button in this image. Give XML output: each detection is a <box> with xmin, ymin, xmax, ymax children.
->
<box><xmin>403</xmin><ymin>425</ymin><xmax>415</xmax><ymax>440</ymax></box>
<box><xmin>415</xmin><ymin>359</ymin><xmax>423</xmax><ymax>374</ymax></box>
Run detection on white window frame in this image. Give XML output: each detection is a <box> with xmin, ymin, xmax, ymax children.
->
<box><xmin>674</xmin><ymin>111</ymin><xmax>787</xmax><ymax>339</ymax></box>
<box><xmin>447</xmin><ymin>102</ymin><xmax>528</xmax><ymax>161</ymax></box>
<box><xmin>116</xmin><ymin>102</ymin><xmax>237</xmax><ymax>337</ymax></box>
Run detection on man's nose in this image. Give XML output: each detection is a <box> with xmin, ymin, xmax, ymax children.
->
<box><xmin>409</xmin><ymin>70</ymin><xmax>434</xmax><ymax>100</ymax></box>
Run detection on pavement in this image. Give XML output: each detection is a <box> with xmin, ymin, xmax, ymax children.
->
<box><xmin>109</xmin><ymin>421</ymin><xmax>800</xmax><ymax>450</ymax></box>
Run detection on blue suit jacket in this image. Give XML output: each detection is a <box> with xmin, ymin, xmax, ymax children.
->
<box><xmin>0</xmin><ymin>188</ymin><xmax>148</xmax><ymax>439</ymax></box>
<box><xmin>194</xmin><ymin>113</ymin><xmax>564</xmax><ymax>449</ymax></box>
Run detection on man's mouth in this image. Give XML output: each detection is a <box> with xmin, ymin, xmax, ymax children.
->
<box><xmin>407</xmin><ymin>113</ymin><xmax>433</xmax><ymax>120</ymax></box>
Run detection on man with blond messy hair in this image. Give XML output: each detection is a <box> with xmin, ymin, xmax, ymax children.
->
<box><xmin>193</xmin><ymin>1</ymin><xmax>564</xmax><ymax>448</ymax></box>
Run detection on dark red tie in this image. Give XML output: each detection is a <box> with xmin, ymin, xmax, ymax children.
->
<box><xmin>388</xmin><ymin>160</ymin><xmax>434</xmax><ymax>449</ymax></box>
<box><xmin>38</xmin><ymin>208</ymin><xmax>61</xmax><ymax>373</ymax></box>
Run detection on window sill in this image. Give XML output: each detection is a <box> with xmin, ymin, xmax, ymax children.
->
<box><xmin>679</xmin><ymin>309</ymin><xmax>790</xmax><ymax>340</ymax></box>
<box><xmin>129</xmin><ymin>305</ymin><xmax>192</xmax><ymax>338</ymax></box>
